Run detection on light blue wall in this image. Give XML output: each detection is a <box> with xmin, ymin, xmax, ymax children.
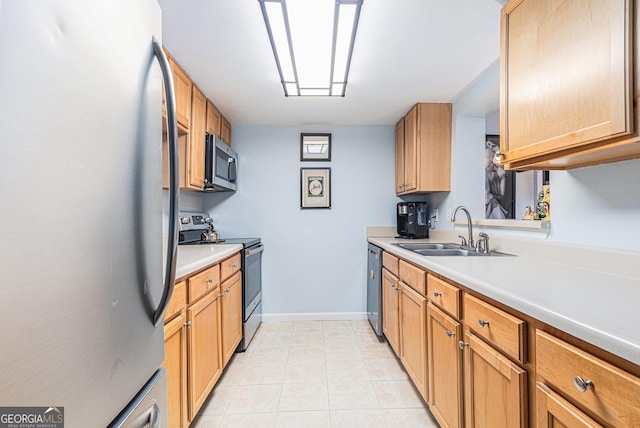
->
<box><xmin>203</xmin><ymin>125</ymin><xmax>399</xmax><ymax>316</ymax></box>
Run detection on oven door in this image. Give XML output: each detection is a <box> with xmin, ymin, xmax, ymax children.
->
<box><xmin>244</xmin><ymin>243</ymin><xmax>263</xmax><ymax>319</ymax></box>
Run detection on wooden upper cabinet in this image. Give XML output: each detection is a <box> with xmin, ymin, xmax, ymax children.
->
<box><xmin>169</xmin><ymin>58</ymin><xmax>192</xmax><ymax>129</ymax></box>
<box><xmin>220</xmin><ymin>115</ymin><xmax>232</xmax><ymax>146</ymax></box>
<box><xmin>395</xmin><ymin>103</ymin><xmax>451</xmax><ymax>194</ymax></box>
<box><xmin>206</xmin><ymin>101</ymin><xmax>221</xmax><ymax>137</ymax></box>
<box><xmin>500</xmin><ymin>0</ymin><xmax>636</xmax><ymax>170</ymax></box>
<box><xmin>187</xmin><ymin>86</ymin><xmax>206</xmax><ymax>190</ymax></box>
<box><xmin>395</xmin><ymin>118</ymin><xmax>405</xmax><ymax>194</ymax></box>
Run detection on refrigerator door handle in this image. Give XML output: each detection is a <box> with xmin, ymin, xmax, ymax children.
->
<box><xmin>151</xmin><ymin>37</ymin><xmax>179</xmax><ymax>327</ymax></box>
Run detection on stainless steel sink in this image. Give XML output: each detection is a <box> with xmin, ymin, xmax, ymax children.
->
<box><xmin>392</xmin><ymin>242</ymin><xmax>514</xmax><ymax>257</ymax></box>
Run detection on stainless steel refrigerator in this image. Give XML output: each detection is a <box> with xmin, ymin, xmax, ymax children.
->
<box><xmin>0</xmin><ymin>1</ymin><xmax>180</xmax><ymax>426</ymax></box>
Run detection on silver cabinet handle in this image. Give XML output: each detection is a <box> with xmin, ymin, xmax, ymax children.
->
<box><xmin>225</xmin><ymin>288</ymin><xmax>230</xmax><ymax>293</ymax></box>
<box><xmin>152</xmin><ymin>37</ymin><xmax>179</xmax><ymax>327</ymax></box>
<box><xmin>433</xmin><ymin>291</ymin><xmax>442</xmax><ymax>297</ymax></box>
<box><xmin>572</xmin><ymin>376</ymin><xmax>594</xmax><ymax>393</ymax></box>
<box><xmin>446</xmin><ymin>330</ymin><xmax>455</xmax><ymax>338</ymax></box>
<box><xmin>478</xmin><ymin>319</ymin><xmax>490</xmax><ymax>328</ymax></box>
<box><xmin>458</xmin><ymin>341</ymin><xmax>469</xmax><ymax>350</ymax></box>
<box><xmin>206</xmin><ymin>278</ymin><xmax>214</xmax><ymax>283</ymax></box>
<box><xmin>184</xmin><ymin>321</ymin><xmax>192</xmax><ymax>328</ymax></box>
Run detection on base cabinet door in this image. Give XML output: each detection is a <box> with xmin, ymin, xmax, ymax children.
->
<box><xmin>382</xmin><ymin>267</ymin><xmax>400</xmax><ymax>356</ymax></box>
<box><xmin>536</xmin><ymin>382</ymin><xmax>602</xmax><ymax>428</ymax></box>
<box><xmin>163</xmin><ymin>311</ymin><xmax>188</xmax><ymax>428</ymax></box>
<box><xmin>399</xmin><ymin>282</ymin><xmax>428</xmax><ymax>401</ymax></box>
<box><xmin>427</xmin><ymin>303</ymin><xmax>462</xmax><ymax>428</ymax></box>
<box><xmin>220</xmin><ymin>271</ymin><xmax>242</xmax><ymax>366</ymax></box>
<box><xmin>187</xmin><ymin>289</ymin><xmax>222</xmax><ymax>421</ymax></box>
<box><xmin>462</xmin><ymin>331</ymin><xmax>527</xmax><ymax>428</ymax></box>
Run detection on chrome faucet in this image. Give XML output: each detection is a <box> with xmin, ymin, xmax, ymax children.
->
<box><xmin>451</xmin><ymin>206</ymin><xmax>474</xmax><ymax>248</ymax></box>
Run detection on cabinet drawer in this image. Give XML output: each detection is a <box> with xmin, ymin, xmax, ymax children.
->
<box><xmin>427</xmin><ymin>275</ymin><xmax>460</xmax><ymax>319</ymax></box>
<box><xmin>382</xmin><ymin>252</ymin><xmax>399</xmax><ymax>276</ymax></box>
<box><xmin>220</xmin><ymin>253</ymin><xmax>241</xmax><ymax>281</ymax></box>
<box><xmin>536</xmin><ymin>330</ymin><xmax>640</xmax><ymax>427</ymax></box>
<box><xmin>399</xmin><ymin>260</ymin><xmax>426</xmax><ymax>295</ymax></box>
<box><xmin>536</xmin><ymin>382</ymin><xmax>602</xmax><ymax>428</ymax></box>
<box><xmin>188</xmin><ymin>264</ymin><xmax>220</xmax><ymax>304</ymax></box>
<box><xmin>165</xmin><ymin>280</ymin><xmax>187</xmax><ymax>322</ymax></box>
<box><xmin>463</xmin><ymin>293</ymin><xmax>525</xmax><ymax>363</ymax></box>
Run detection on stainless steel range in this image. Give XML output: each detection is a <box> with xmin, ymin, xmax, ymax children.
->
<box><xmin>178</xmin><ymin>212</ymin><xmax>263</xmax><ymax>351</ymax></box>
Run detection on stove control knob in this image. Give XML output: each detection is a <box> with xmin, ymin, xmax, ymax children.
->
<box><xmin>204</xmin><ymin>217</ymin><xmax>213</xmax><ymax>224</ymax></box>
<box><xmin>180</xmin><ymin>217</ymin><xmax>191</xmax><ymax>224</ymax></box>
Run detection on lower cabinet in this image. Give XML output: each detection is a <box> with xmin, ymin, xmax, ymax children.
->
<box><xmin>382</xmin><ymin>267</ymin><xmax>400</xmax><ymax>355</ymax></box>
<box><xmin>163</xmin><ymin>311</ymin><xmax>188</xmax><ymax>428</ymax></box>
<box><xmin>164</xmin><ymin>253</ymin><xmax>243</xmax><ymax>428</ymax></box>
<box><xmin>427</xmin><ymin>303</ymin><xmax>462</xmax><ymax>428</ymax></box>
<box><xmin>187</xmin><ymin>289</ymin><xmax>223</xmax><ymax>421</ymax></box>
<box><xmin>462</xmin><ymin>331</ymin><xmax>527</xmax><ymax>428</ymax></box>
<box><xmin>536</xmin><ymin>382</ymin><xmax>602</xmax><ymax>428</ymax></box>
<box><xmin>399</xmin><ymin>282</ymin><xmax>428</xmax><ymax>401</ymax></box>
<box><xmin>220</xmin><ymin>270</ymin><xmax>242</xmax><ymax>367</ymax></box>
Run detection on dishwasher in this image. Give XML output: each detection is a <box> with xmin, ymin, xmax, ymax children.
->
<box><xmin>367</xmin><ymin>243</ymin><xmax>383</xmax><ymax>336</ymax></box>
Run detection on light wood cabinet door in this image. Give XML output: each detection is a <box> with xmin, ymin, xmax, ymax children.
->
<box><xmin>170</xmin><ymin>59</ymin><xmax>192</xmax><ymax>129</ymax></box>
<box><xmin>395</xmin><ymin>103</ymin><xmax>451</xmax><ymax>194</ymax></box>
<box><xmin>220</xmin><ymin>271</ymin><xmax>242</xmax><ymax>366</ymax></box>
<box><xmin>462</xmin><ymin>331</ymin><xmax>527</xmax><ymax>428</ymax></box>
<box><xmin>427</xmin><ymin>303</ymin><xmax>462</xmax><ymax>428</ymax></box>
<box><xmin>187</xmin><ymin>289</ymin><xmax>222</xmax><ymax>421</ymax></box>
<box><xmin>395</xmin><ymin>118</ymin><xmax>405</xmax><ymax>194</ymax></box>
<box><xmin>399</xmin><ymin>281</ymin><xmax>428</xmax><ymax>402</ymax></box>
<box><xmin>382</xmin><ymin>267</ymin><xmax>400</xmax><ymax>356</ymax></box>
<box><xmin>187</xmin><ymin>86</ymin><xmax>206</xmax><ymax>190</ymax></box>
<box><xmin>220</xmin><ymin>115</ymin><xmax>232</xmax><ymax>146</ymax></box>
<box><xmin>206</xmin><ymin>101</ymin><xmax>221</xmax><ymax>136</ymax></box>
<box><xmin>500</xmin><ymin>0</ymin><xmax>633</xmax><ymax>168</ymax></box>
<box><xmin>536</xmin><ymin>382</ymin><xmax>602</xmax><ymax>428</ymax></box>
<box><xmin>402</xmin><ymin>105</ymin><xmax>418</xmax><ymax>193</ymax></box>
<box><xmin>163</xmin><ymin>311</ymin><xmax>188</xmax><ymax>428</ymax></box>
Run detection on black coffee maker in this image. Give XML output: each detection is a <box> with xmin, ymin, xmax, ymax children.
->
<box><xmin>397</xmin><ymin>202</ymin><xmax>429</xmax><ymax>239</ymax></box>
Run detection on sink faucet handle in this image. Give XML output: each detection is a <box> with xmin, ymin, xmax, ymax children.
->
<box><xmin>476</xmin><ymin>233</ymin><xmax>490</xmax><ymax>254</ymax></box>
<box><xmin>458</xmin><ymin>235</ymin><xmax>468</xmax><ymax>246</ymax></box>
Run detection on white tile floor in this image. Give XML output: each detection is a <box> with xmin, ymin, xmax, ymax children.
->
<box><xmin>192</xmin><ymin>320</ymin><xmax>439</xmax><ymax>428</ymax></box>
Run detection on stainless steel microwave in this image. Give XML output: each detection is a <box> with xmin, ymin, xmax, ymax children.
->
<box><xmin>204</xmin><ymin>134</ymin><xmax>237</xmax><ymax>192</ymax></box>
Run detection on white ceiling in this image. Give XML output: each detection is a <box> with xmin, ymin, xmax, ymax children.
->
<box><xmin>158</xmin><ymin>0</ymin><xmax>503</xmax><ymax>126</ymax></box>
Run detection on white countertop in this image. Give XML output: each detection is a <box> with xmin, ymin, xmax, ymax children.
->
<box><xmin>175</xmin><ymin>244</ymin><xmax>243</xmax><ymax>281</ymax></box>
<box><xmin>369</xmin><ymin>236</ymin><xmax>640</xmax><ymax>366</ymax></box>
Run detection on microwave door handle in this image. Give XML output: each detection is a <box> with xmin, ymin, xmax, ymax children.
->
<box><xmin>228</xmin><ymin>158</ymin><xmax>237</xmax><ymax>183</ymax></box>
<box><xmin>152</xmin><ymin>37</ymin><xmax>179</xmax><ymax>327</ymax></box>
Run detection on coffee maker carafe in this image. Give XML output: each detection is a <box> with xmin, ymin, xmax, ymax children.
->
<box><xmin>397</xmin><ymin>202</ymin><xmax>429</xmax><ymax>239</ymax></box>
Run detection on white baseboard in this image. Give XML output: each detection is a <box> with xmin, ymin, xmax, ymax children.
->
<box><xmin>262</xmin><ymin>312</ymin><xmax>367</xmax><ymax>322</ymax></box>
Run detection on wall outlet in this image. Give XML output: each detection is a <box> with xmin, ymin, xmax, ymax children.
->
<box><xmin>433</xmin><ymin>208</ymin><xmax>439</xmax><ymax>222</ymax></box>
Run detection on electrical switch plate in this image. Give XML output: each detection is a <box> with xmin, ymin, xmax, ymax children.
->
<box><xmin>433</xmin><ymin>209</ymin><xmax>439</xmax><ymax>222</ymax></box>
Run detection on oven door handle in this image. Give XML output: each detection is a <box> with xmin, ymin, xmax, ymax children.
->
<box><xmin>245</xmin><ymin>245</ymin><xmax>264</xmax><ymax>257</ymax></box>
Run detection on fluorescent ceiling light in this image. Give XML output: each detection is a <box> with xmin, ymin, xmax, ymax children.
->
<box><xmin>258</xmin><ymin>0</ymin><xmax>363</xmax><ymax>97</ymax></box>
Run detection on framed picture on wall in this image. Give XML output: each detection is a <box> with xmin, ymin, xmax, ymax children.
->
<box><xmin>485</xmin><ymin>135</ymin><xmax>516</xmax><ymax>219</ymax></box>
<box><xmin>300</xmin><ymin>167</ymin><xmax>331</xmax><ymax>209</ymax></box>
<box><xmin>300</xmin><ymin>133</ymin><xmax>331</xmax><ymax>161</ymax></box>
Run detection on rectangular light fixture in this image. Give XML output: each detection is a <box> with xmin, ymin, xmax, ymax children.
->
<box><xmin>258</xmin><ymin>0</ymin><xmax>363</xmax><ymax>97</ymax></box>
